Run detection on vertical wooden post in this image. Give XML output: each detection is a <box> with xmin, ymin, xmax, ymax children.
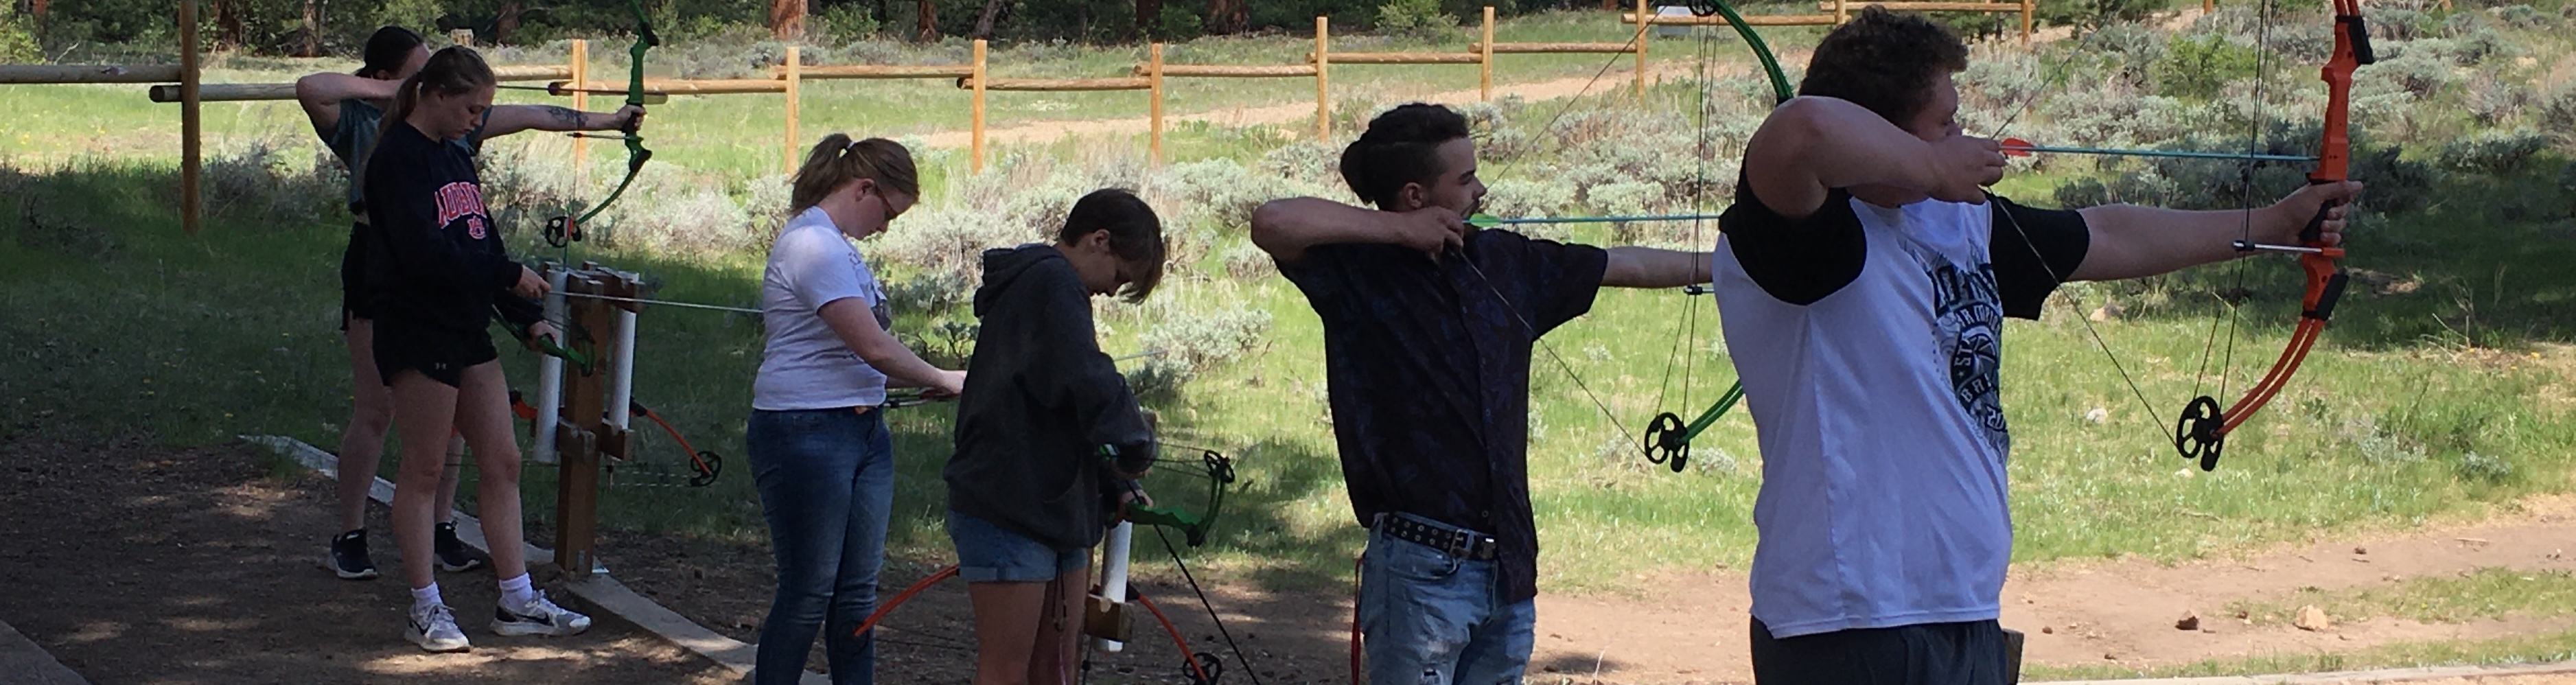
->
<box><xmin>179</xmin><ymin>1</ymin><xmax>201</xmax><ymax>235</ymax></box>
<box><xmin>2203</xmin><ymin>0</ymin><xmax>2214</xmax><ymax>12</ymax></box>
<box><xmin>971</xmin><ymin>39</ymin><xmax>987</xmax><ymax>173</ymax></box>
<box><xmin>1480</xmin><ymin>6</ymin><xmax>1495</xmax><ymax>102</ymax></box>
<box><xmin>1314</xmin><ymin>16</ymin><xmax>1330</xmax><ymax>142</ymax></box>
<box><xmin>785</xmin><ymin>46</ymin><xmax>802</xmax><ymax>176</ymax></box>
<box><xmin>1148</xmin><ymin>43</ymin><xmax>1165</xmax><ymax>164</ymax></box>
<box><xmin>570</xmin><ymin>40</ymin><xmax>589</xmax><ymax>189</ymax></box>
<box><xmin>1835</xmin><ymin>0</ymin><xmax>1849</xmax><ymax>24</ymax></box>
<box><xmin>2021</xmin><ymin>0</ymin><xmax>2034</xmax><ymax>45</ymax></box>
<box><xmin>1632</xmin><ymin>0</ymin><xmax>1648</xmax><ymax>104</ymax></box>
<box><xmin>555</xmin><ymin>275</ymin><xmax>616</xmax><ymax>579</ymax></box>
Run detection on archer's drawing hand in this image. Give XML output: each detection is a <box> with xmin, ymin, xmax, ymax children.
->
<box><xmin>2269</xmin><ymin>180</ymin><xmax>2362</xmax><ymax>247</ymax></box>
<box><xmin>1928</xmin><ymin>134</ymin><xmax>2008</xmax><ymax>203</ymax></box>
<box><xmin>1392</xmin><ymin>207</ymin><xmax>1468</xmax><ymax>258</ymax></box>
<box><xmin>511</xmin><ymin>266</ymin><xmax>548</xmax><ymax>299</ymax></box>
<box><xmin>1118</xmin><ymin>487</ymin><xmax>1154</xmax><ymax>511</ymax></box>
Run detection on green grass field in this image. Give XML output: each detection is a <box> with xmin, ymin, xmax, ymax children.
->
<box><xmin>4</xmin><ymin>4</ymin><xmax>2573</xmax><ymax>652</ymax></box>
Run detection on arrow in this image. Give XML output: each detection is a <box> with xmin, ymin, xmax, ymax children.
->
<box><xmin>1999</xmin><ymin>138</ymin><xmax>2317</xmax><ymax>163</ymax></box>
<box><xmin>1467</xmin><ymin>212</ymin><xmax>1727</xmax><ymax>229</ymax></box>
<box><xmin>495</xmin><ymin>83</ymin><xmax>670</xmax><ymax>104</ymax></box>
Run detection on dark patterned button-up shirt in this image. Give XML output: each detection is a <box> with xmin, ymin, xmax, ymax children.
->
<box><xmin>1279</xmin><ymin>228</ymin><xmax>1607</xmax><ymax>601</ymax></box>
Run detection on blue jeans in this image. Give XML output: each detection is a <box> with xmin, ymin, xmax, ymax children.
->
<box><xmin>1358</xmin><ymin>514</ymin><xmax>1537</xmax><ymax>685</ymax></box>
<box><xmin>746</xmin><ymin>408</ymin><xmax>894</xmax><ymax>685</ymax></box>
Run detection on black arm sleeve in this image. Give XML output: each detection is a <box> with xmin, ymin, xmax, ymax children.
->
<box><xmin>1987</xmin><ymin>194</ymin><xmax>2091</xmax><ymax>320</ymax></box>
<box><xmin>1476</xmin><ymin>230</ymin><xmax>1607</xmax><ymax>338</ymax></box>
<box><xmin>492</xmin><ymin>294</ymin><xmax>543</xmax><ymax>329</ymax></box>
<box><xmin>1718</xmin><ymin>172</ymin><xmax>1869</xmax><ymax>305</ymax></box>
<box><xmin>1029</xmin><ymin>264</ymin><xmax>1157</xmax><ymax>476</ymax></box>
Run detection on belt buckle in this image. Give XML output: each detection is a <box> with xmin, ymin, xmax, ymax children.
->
<box><xmin>1445</xmin><ymin>531</ymin><xmax>1474</xmax><ymax>559</ymax></box>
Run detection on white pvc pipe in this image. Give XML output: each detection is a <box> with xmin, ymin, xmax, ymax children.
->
<box><xmin>531</xmin><ymin>266</ymin><xmax>568</xmax><ymax>464</ymax></box>
<box><xmin>607</xmin><ymin>305</ymin><xmax>637</xmax><ymax>431</ymax></box>
<box><xmin>1093</xmin><ymin>521</ymin><xmax>1135</xmax><ymax>653</ymax></box>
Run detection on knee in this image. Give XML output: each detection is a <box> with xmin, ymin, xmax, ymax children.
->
<box><xmin>476</xmin><ymin>453</ymin><xmax>522</xmax><ymax>483</ymax></box>
<box><xmin>349</xmin><ymin>405</ymin><xmax>395</xmax><ymax>437</ymax></box>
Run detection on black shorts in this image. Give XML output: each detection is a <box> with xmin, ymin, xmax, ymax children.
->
<box><xmin>371</xmin><ymin>317</ymin><xmax>497</xmax><ymax>388</ymax></box>
<box><xmin>340</xmin><ymin>220</ymin><xmax>376</xmax><ymax>327</ymax></box>
<box><xmin>1750</xmin><ymin>616</ymin><xmax>2015</xmax><ymax>685</ymax></box>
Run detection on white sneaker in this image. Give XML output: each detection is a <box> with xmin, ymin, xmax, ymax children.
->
<box><xmin>491</xmin><ymin>590</ymin><xmax>592</xmax><ymax>637</ymax></box>
<box><xmin>405</xmin><ymin>603</ymin><xmax>472</xmax><ymax>653</ymax></box>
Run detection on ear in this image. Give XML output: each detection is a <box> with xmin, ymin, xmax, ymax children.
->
<box><xmin>1396</xmin><ymin>182</ymin><xmax>1429</xmax><ymax>212</ymax></box>
<box><xmin>1082</xmin><ymin>227</ymin><xmax>1113</xmax><ymax>253</ymax></box>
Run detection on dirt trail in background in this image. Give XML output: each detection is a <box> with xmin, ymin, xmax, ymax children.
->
<box><xmin>1518</xmin><ymin>496</ymin><xmax>2576</xmax><ymax>682</ymax></box>
<box><xmin>914</xmin><ymin>58</ymin><xmax>1756</xmax><ymax>148</ymax></box>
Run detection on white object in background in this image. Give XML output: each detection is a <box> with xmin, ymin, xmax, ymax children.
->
<box><xmin>532</xmin><ymin>266</ymin><xmax>570</xmax><ymax>464</ymax></box>
<box><xmin>1093</xmin><ymin>521</ymin><xmax>1135</xmax><ymax>653</ymax></box>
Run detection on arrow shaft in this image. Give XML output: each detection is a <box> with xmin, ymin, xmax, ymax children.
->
<box><xmin>1487</xmin><ymin>212</ymin><xmax>1726</xmax><ymax>226</ymax></box>
<box><xmin>2009</xmin><ymin>143</ymin><xmax>2316</xmax><ymax>163</ymax></box>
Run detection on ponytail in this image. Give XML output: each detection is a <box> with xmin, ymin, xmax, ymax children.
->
<box><xmin>791</xmin><ymin>135</ymin><xmax>920</xmax><ymax>214</ymax></box>
<box><xmin>375</xmin><ymin>46</ymin><xmax>496</xmax><ymax>146</ymax></box>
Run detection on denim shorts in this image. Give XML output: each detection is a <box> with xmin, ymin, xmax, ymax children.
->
<box><xmin>946</xmin><ymin>509</ymin><xmax>1087</xmax><ymax>583</ymax></box>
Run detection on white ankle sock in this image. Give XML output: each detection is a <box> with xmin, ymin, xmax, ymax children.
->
<box><xmin>498</xmin><ymin>572</ymin><xmax>535</xmax><ymax>608</ymax></box>
<box><xmin>409</xmin><ymin>583</ymin><xmax>443</xmax><ymax>611</ymax></box>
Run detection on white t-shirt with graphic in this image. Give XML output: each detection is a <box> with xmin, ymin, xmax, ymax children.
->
<box><xmin>1712</xmin><ymin>183</ymin><xmax>2089</xmax><ymax>639</ymax></box>
<box><xmin>754</xmin><ymin>207</ymin><xmax>894</xmax><ymax>410</ymax></box>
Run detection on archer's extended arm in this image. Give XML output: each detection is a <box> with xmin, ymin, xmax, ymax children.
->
<box><xmin>1249</xmin><ymin>198</ymin><xmax>1465</xmax><ymax>265</ymax></box>
<box><xmin>2066</xmin><ymin>182</ymin><xmax>2361</xmax><ymax>281</ymax></box>
<box><xmin>479</xmin><ymin>104</ymin><xmax>646</xmax><ymax>139</ymax></box>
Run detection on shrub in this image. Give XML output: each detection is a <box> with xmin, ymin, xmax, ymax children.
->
<box><xmin>204</xmin><ymin>137</ymin><xmax>338</xmax><ymax>227</ymax></box>
<box><xmin>1376</xmin><ymin>0</ymin><xmax>1456</xmax><ymax>38</ymax></box>
<box><xmin>0</xmin><ymin>8</ymin><xmax>36</xmax><ymax>63</ymax></box>
<box><xmin>2433</xmin><ymin>130</ymin><xmax>2549</xmax><ymax>174</ymax></box>
<box><xmin>1220</xmin><ymin>242</ymin><xmax>1276</xmax><ymax>281</ymax></box>
<box><xmin>811</xmin><ymin>2</ymin><xmax>882</xmax><ymax>42</ymax></box>
<box><xmin>1155</xmin><ymin>5</ymin><xmax>1204</xmax><ymax>41</ymax></box>
<box><xmin>2540</xmin><ymin>82</ymin><xmax>2576</xmax><ymax>130</ymax></box>
<box><xmin>2153</xmin><ymin>34</ymin><xmax>2261</xmax><ymax>100</ymax></box>
<box><xmin>1141</xmin><ymin>306</ymin><xmax>1272</xmax><ymax>373</ymax></box>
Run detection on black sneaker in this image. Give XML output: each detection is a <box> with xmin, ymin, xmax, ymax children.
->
<box><xmin>434</xmin><ymin>522</ymin><xmax>485</xmax><ymax>572</ymax></box>
<box><xmin>327</xmin><ymin>529</ymin><xmax>378</xmax><ymax>580</ymax></box>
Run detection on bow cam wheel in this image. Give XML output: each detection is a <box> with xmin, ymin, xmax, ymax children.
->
<box><xmin>2173</xmin><ymin>396</ymin><xmax>2227</xmax><ymax>472</ymax></box>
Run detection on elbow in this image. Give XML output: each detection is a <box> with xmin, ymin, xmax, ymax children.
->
<box><xmin>1249</xmin><ymin>199</ymin><xmax>1303</xmax><ymax>259</ymax></box>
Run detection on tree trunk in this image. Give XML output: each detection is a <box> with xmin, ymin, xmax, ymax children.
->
<box><xmin>1133</xmin><ymin>0</ymin><xmax>1161</xmax><ymax>39</ymax></box>
<box><xmin>1203</xmin><ymin>0</ymin><xmax>1246</xmax><ymax>34</ymax></box>
<box><xmin>212</xmin><ymin>0</ymin><xmax>246</xmax><ymax>49</ymax></box>
<box><xmin>769</xmin><ymin>0</ymin><xmax>805</xmax><ymax>40</ymax></box>
<box><xmin>298</xmin><ymin>0</ymin><xmax>320</xmax><ymax>57</ymax></box>
<box><xmin>914</xmin><ymin>0</ymin><xmax>938</xmax><ymax>41</ymax></box>
<box><xmin>870</xmin><ymin>0</ymin><xmax>888</xmax><ymax>25</ymax></box>
<box><xmin>971</xmin><ymin>0</ymin><xmax>1004</xmax><ymax>39</ymax></box>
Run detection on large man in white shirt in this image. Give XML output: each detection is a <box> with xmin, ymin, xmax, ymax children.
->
<box><xmin>1714</xmin><ymin>8</ymin><xmax>2360</xmax><ymax>684</ymax></box>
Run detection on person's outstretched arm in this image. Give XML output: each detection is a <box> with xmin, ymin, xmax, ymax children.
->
<box><xmin>1249</xmin><ymin>198</ymin><xmax>1465</xmax><ymax>266</ymax></box>
<box><xmin>2067</xmin><ymin>181</ymin><xmax>2361</xmax><ymax>281</ymax></box>
<box><xmin>478</xmin><ymin>104</ymin><xmax>645</xmax><ymax>139</ymax></box>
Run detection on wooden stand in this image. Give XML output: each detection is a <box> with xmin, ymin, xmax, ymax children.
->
<box><xmin>542</xmin><ymin>264</ymin><xmax>644</xmax><ymax>579</ymax></box>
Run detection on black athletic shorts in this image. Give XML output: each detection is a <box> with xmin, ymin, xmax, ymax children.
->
<box><xmin>371</xmin><ymin>316</ymin><xmax>497</xmax><ymax>388</ymax></box>
<box><xmin>1750</xmin><ymin>616</ymin><xmax>2015</xmax><ymax>685</ymax></box>
<box><xmin>340</xmin><ymin>219</ymin><xmax>376</xmax><ymax>328</ymax></box>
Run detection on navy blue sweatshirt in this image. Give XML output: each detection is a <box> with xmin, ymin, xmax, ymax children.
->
<box><xmin>360</xmin><ymin>121</ymin><xmax>542</xmax><ymax>333</ymax></box>
<box><xmin>944</xmin><ymin>245</ymin><xmax>1157</xmax><ymax>551</ymax></box>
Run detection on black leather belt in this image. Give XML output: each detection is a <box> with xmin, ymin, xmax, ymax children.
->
<box><xmin>1375</xmin><ymin>513</ymin><xmax>1500</xmax><ymax>561</ymax></box>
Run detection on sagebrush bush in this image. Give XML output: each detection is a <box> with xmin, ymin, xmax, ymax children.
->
<box><xmin>203</xmin><ymin>136</ymin><xmax>340</xmax><ymax>227</ymax></box>
<box><xmin>1376</xmin><ymin>0</ymin><xmax>1456</xmax><ymax>38</ymax></box>
<box><xmin>1141</xmin><ymin>305</ymin><xmax>1272</xmax><ymax>373</ymax></box>
<box><xmin>2434</xmin><ymin>130</ymin><xmax>2549</xmax><ymax>174</ymax></box>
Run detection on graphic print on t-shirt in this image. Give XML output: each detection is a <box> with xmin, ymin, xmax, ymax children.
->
<box><xmin>432</xmin><ymin>181</ymin><xmax>490</xmax><ymax>240</ymax></box>
<box><xmin>1912</xmin><ymin>242</ymin><xmax>2011</xmax><ymax>454</ymax></box>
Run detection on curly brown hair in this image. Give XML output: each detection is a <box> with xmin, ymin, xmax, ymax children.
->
<box><xmin>1798</xmin><ymin>7</ymin><xmax>1971</xmax><ymax>127</ymax></box>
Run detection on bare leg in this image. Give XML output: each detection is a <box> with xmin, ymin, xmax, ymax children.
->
<box><xmin>1026</xmin><ymin>567</ymin><xmax>1089</xmax><ymax>685</ymax></box>
<box><xmin>336</xmin><ymin>317</ymin><xmax>394</xmax><ymax>533</ymax></box>
<box><xmin>434</xmin><ymin>434</ymin><xmax>465</xmax><ymax>524</ymax></box>
<box><xmin>450</xmin><ymin>361</ymin><xmax>527</xmax><ymax>580</ymax></box>
<box><xmin>386</xmin><ymin>370</ymin><xmax>461</xmax><ymax>590</ymax></box>
<box><xmin>966</xmin><ymin>580</ymin><xmax>1052</xmax><ymax>685</ymax></box>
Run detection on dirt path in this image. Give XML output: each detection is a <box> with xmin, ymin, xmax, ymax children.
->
<box><xmin>914</xmin><ymin>58</ymin><xmax>1761</xmax><ymax>149</ymax></box>
<box><xmin>0</xmin><ymin>429</ymin><xmax>736</xmax><ymax>684</ymax></box>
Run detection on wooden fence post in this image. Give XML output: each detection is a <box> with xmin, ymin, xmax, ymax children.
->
<box><xmin>1481</xmin><ymin>6</ymin><xmax>1495</xmax><ymax>102</ymax></box>
<box><xmin>1148</xmin><ymin>43</ymin><xmax>1165</xmax><ymax>164</ymax></box>
<box><xmin>972</xmin><ymin>39</ymin><xmax>987</xmax><ymax>173</ymax></box>
<box><xmin>1835</xmin><ymin>0</ymin><xmax>1850</xmax><ymax>24</ymax></box>
<box><xmin>1632</xmin><ymin>0</ymin><xmax>1648</xmax><ymax>104</ymax></box>
<box><xmin>571</xmin><ymin>40</ymin><xmax>588</xmax><ymax>189</ymax></box>
<box><xmin>1314</xmin><ymin>16</ymin><xmax>1330</xmax><ymax>142</ymax></box>
<box><xmin>2021</xmin><ymin>0</ymin><xmax>2034</xmax><ymax>45</ymax></box>
<box><xmin>785</xmin><ymin>46</ymin><xmax>801</xmax><ymax>175</ymax></box>
<box><xmin>179</xmin><ymin>1</ymin><xmax>200</xmax><ymax>235</ymax></box>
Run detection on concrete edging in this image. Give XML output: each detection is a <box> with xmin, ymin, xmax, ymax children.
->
<box><xmin>243</xmin><ymin>434</ymin><xmax>824</xmax><ymax>685</ymax></box>
<box><xmin>2031</xmin><ymin>660</ymin><xmax>2576</xmax><ymax>684</ymax></box>
<box><xmin>0</xmin><ymin>617</ymin><xmax>90</xmax><ymax>685</ymax></box>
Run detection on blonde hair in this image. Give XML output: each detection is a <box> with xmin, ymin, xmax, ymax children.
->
<box><xmin>375</xmin><ymin>46</ymin><xmax>494</xmax><ymax>146</ymax></box>
<box><xmin>791</xmin><ymin>135</ymin><xmax>920</xmax><ymax>213</ymax></box>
